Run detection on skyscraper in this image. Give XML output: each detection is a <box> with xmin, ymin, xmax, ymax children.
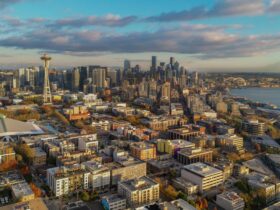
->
<box><xmin>93</xmin><ymin>67</ymin><xmax>107</xmax><ymax>89</ymax></box>
<box><xmin>124</xmin><ymin>59</ymin><xmax>131</xmax><ymax>70</ymax></box>
<box><xmin>71</xmin><ymin>68</ymin><xmax>80</xmax><ymax>92</ymax></box>
<box><xmin>170</xmin><ymin>57</ymin><xmax>175</xmax><ymax>67</ymax></box>
<box><xmin>161</xmin><ymin>81</ymin><xmax>171</xmax><ymax>100</ymax></box>
<box><xmin>151</xmin><ymin>56</ymin><xmax>157</xmax><ymax>70</ymax></box>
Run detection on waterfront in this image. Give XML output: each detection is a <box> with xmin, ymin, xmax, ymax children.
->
<box><xmin>231</xmin><ymin>88</ymin><xmax>280</xmax><ymax>107</ymax></box>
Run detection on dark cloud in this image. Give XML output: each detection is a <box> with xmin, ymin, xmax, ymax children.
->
<box><xmin>268</xmin><ymin>0</ymin><xmax>280</xmax><ymax>13</ymax></box>
<box><xmin>1</xmin><ymin>24</ymin><xmax>280</xmax><ymax>59</ymax></box>
<box><xmin>146</xmin><ymin>0</ymin><xmax>273</xmax><ymax>22</ymax></box>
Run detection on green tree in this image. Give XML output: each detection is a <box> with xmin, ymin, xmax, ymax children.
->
<box><xmin>15</xmin><ymin>154</ymin><xmax>23</xmax><ymax>162</ymax></box>
<box><xmin>14</xmin><ymin>144</ymin><xmax>35</xmax><ymax>164</ymax></box>
<box><xmin>177</xmin><ymin>192</ymin><xmax>188</xmax><ymax>201</ymax></box>
<box><xmin>80</xmin><ymin>191</ymin><xmax>90</xmax><ymax>201</ymax></box>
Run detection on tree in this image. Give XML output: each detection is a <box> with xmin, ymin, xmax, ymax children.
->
<box><xmin>0</xmin><ymin>160</ymin><xmax>18</xmax><ymax>172</ymax></box>
<box><xmin>235</xmin><ymin>180</ymin><xmax>250</xmax><ymax>193</ymax></box>
<box><xmin>201</xmin><ymin>198</ymin><xmax>208</xmax><ymax>209</ymax></box>
<box><xmin>80</xmin><ymin>191</ymin><xmax>90</xmax><ymax>201</ymax></box>
<box><xmin>177</xmin><ymin>192</ymin><xmax>188</xmax><ymax>201</ymax></box>
<box><xmin>30</xmin><ymin>183</ymin><xmax>42</xmax><ymax>197</ymax></box>
<box><xmin>53</xmin><ymin>110</ymin><xmax>70</xmax><ymax>125</ymax></box>
<box><xmin>227</xmin><ymin>152</ymin><xmax>240</xmax><ymax>162</ymax></box>
<box><xmin>14</xmin><ymin>144</ymin><xmax>35</xmax><ymax>164</ymax></box>
<box><xmin>16</xmin><ymin>154</ymin><xmax>23</xmax><ymax>162</ymax></box>
<box><xmin>164</xmin><ymin>185</ymin><xmax>179</xmax><ymax>199</ymax></box>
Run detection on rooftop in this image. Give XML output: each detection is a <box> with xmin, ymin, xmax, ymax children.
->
<box><xmin>11</xmin><ymin>181</ymin><xmax>34</xmax><ymax>198</ymax></box>
<box><xmin>183</xmin><ymin>163</ymin><xmax>222</xmax><ymax>177</ymax></box>
<box><xmin>0</xmin><ymin>116</ymin><xmax>44</xmax><ymax>137</ymax></box>
<box><xmin>217</xmin><ymin>191</ymin><xmax>243</xmax><ymax>202</ymax></box>
<box><xmin>103</xmin><ymin>194</ymin><xmax>126</xmax><ymax>203</ymax></box>
<box><xmin>267</xmin><ymin>154</ymin><xmax>280</xmax><ymax>164</ymax></box>
<box><xmin>119</xmin><ymin>176</ymin><xmax>158</xmax><ymax>191</ymax></box>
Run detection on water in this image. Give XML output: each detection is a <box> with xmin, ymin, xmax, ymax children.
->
<box><xmin>230</xmin><ymin>88</ymin><xmax>280</xmax><ymax>107</ymax></box>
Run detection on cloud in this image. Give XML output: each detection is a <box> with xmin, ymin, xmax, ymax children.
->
<box><xmin>0</xmin><ymin>0</ymin><xmax>23</xmax><ymax>9</ymax></box>
<box><xmin>146</xmin><ymin>0</ymin><xmax>277</xmax><ymax>22</ymax></box>
<box><xmin>268</xmin><ymin>0</ymin><xmax>280</xmax><ymax>13</ymax></box>
<box><xmin>2</xmin><ymin>16</ymin><xmax>25</xmax><ymax>27</ymax></box>
<box><xmin>49</xmin><ymin>14</ymin><xmax>138</xmax><ymax>28</ymax></box>
<box><xmin>1</xmin><ymin>24</ymin><xmax>280</xmax><ymax>59</ymax></box>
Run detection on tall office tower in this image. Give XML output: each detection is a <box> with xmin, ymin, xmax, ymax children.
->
<box><xmin>178</xmin><ymin>67</ymin><xmax>187</xmax><ymax>89</ymax></box>
<box><xmin>93</xmin><ymin>67</ymin><xmax>107</xmax><ymax>89</ymax></box>
<box><xmin>17</xmin><ymin>68</ymin><xmax>26</xmax><ymax>88</ymax></box>
<box><xmin>151</xmin><ymin>56</ymin><xmax>157</xmax><ymax>70</ymax></box>
<box><xmin>148</xmin><ymin>79</ymin><xmax>157</xmax><ymax>100</ymax></box>
<box><xmin>191</xmin><ymin>71</ymin><xmax>199</xmax><ymax>86</ymax></box>
<box><xmin>138</xmin><ymin>80</ymin><xmax>149</xmax><ymax>97</ymax></box>
<box><xmin>79</xmin><ymin>66</ymin><xmax>88</xmax><ymax>91</ymax></box>
<box><xmin>161</xmin><ymin>81</ymin><xmax>171</xmax><ymax>100</ymax></box>
<box><xmin>170</xmin><ymin>57</ymin><xmax>175</xmax><ymax>67</ymax></box>
<box><xmin>41</xmin><ymin>54</ymin><xmax>52</xmax><ymax>104</ymax></box>
<box><xmin>124</xmin><ymin>59</ymin><xmax>131</xmax><ymax>70</ymax></box>
<box><xmin>72</xmin><ymin>68</ymin><xmax>80</xmax><ymax>92</ymax></box>
<box><xmin>107</xmin><ymin>69</ymin><xmax>118</xmax><ymax>87</ymax></box>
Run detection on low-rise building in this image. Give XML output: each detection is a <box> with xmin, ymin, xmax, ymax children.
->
<box><xmin>47</xmin><ymin>165</ymin><xmax>90</xmax><ymax>197</ymax></box>
<box><xmin>181</xmin><ymin>163</ymin><xmax>224</xmax><ymax>192</ymax></box>
<box><xmin>172</xmin><ymin>177</ymin><xmax>198</xmax><ymax>195</ymax></box>
<box><xmin>130</xmin><ymin>142</ymin><xmax>156</xmax><ymax>161</ymax></box>
<box><xmin>157</xmin><ymin>139</ymin><xmax>195</xmax><ymax>157</ymax></box>
<box><xmin>0</xmin><ymin>143</ymin><xmax>15</xmax><ymax>164</ymax></box>
<box><xmin>247</xmin><ymin>172</ymin><xmax>280</xmax><ymax>204</ymax></box>
<box><xmin>102</xmin><ymin>194</ymin><xmax>127</xmax><ymax>210</ymax></box>
<box><xmin>82</xmin><ymin>161</ymin><xmax>110</xmax><ymax>190</ymax></box>
<box><xmin>106</xmin><ymin>158</ymin><xmax>147</xmax><ymax>186</ymax></box>
<box><xmin>177</xmin><ymin>148</ymin><xmax>213</xmax><ymax>164</ymax></box>
<box><xmin>216</xmin><ymin>134</ymin><xmax>244</xmax><ymax>153</ymax></box>
<box><xmin>243</xmin><ymin>119</ymin><xmax>265</xmax><ymax>136</ymax></box>
<box><xmin>141</xmin><ymin>116</ymin><xmax>187</xmax><ymax>131</ymax></box>
<box><xmin>168</xmin><ymin>125</ymin><xmax>205</xmax><ymax>141</ymax></box>
<box><xmin>32</xmin><ymin>147</ymin><xmax>47</xmax><ymax>166</ymax></box>
<box><xmin>63</xmin><ymin>105</ymin><xmax>90</xmax><ymax>121</ymax></box>
<box><xmin>11</xmin><ymin>182</ymin><xmax>35</xmax><ymax>202</ymax></box>
<box><xmin>118</xmin><ymin>176</ymin><xmax>159</xmax><ymax>207</ymax></box>
<box><xmin>216</xmin><ymin>191</ymin><xmax>245</xmax><ymax>210</ymax></box>
<box><xmin>77</xmin><ymin>134</ymin><xmax>99</xmax><ymax>152</ymax></box>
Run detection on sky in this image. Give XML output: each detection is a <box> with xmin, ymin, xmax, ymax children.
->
<box><xmin>0</xmin><ymin>0</ymin><xmax>280</xmax><ymax>72</ymax></box>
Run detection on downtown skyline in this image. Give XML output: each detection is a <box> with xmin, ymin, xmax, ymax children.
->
<box><xmin>1</xmin><ymin>0</ymin><xmax>280</xmax><ymax>72</ymax></box>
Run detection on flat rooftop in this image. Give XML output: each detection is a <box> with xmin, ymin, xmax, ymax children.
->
<box><xmin>168</xmin><ymin>139</ymin><xmax>195</xmax><ymax>147</ymax></box>
<box><xmin>103</xmin><ymin>194</ymin><xmax>126</xmax><ymax>203</ymax></box>
<box><xmin>11</xmin><ymin>181</ymin><xmax>34</xmax><ymax>197</ymax></box>
<box><xmin>183</xmin><ymin>163</ymin><xmax>222</xmax><ymax>177</ymax></box>
<box><xmin>217</xmin><ymin>191</ymin><xmax>243</xmax><ymax>202</ymax></box>
<box><xmin>120</xmin><ymin>176</ymin><xmax>158</xmax><ymax>191</ymax></box>
<box><xmin>0</xmin><ymin>198</ymin><xmax>48</xmax><ymax>210</ymax></box>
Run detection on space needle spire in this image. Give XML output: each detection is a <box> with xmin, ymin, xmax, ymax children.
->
<box><xmin>41</xmin><ymin>54</ymin><xmax>52</xmax><ymax>104</ymax></box>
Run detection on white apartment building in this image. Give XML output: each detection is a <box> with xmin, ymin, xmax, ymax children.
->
<box><xmin>77</xmin><ymin>134</ymin><xmax>99</xmax><ymax>152</ymax></box>
<box><xmin>47</xmin><ymin>165</ymin><xmax>90</xmax><ymax>197</ymax></box>
<box><xmin>82</xmin><ymin>161</ymin><xmax>110</xmax><ymax>190</ymax></box>
<box><xmin>118</xmin><ymin>176</ymin><xmax>159</xmax><ymax>207</ymax></box>
<box><xmin>181</xmin><ymin>162</ymin><xmax>224</xmax><ymax>192</ymax></box>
